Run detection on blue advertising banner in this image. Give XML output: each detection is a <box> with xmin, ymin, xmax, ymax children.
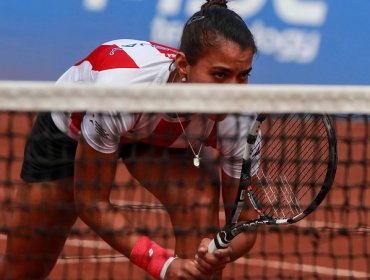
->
<box><xmin>1</xmin><ymin>0</ymin><xmax>369</xmax><ymax>84</ymax></box>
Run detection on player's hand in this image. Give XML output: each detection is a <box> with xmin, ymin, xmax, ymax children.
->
<box><xmin>193</xmin><ymin>238</ymin><xmax>232</xmax><ymax>273</ymax></box>
<box><xmin>163</xmin><ymin>257</ymin><xmax>210</xmax><ymax>280</ymax></box>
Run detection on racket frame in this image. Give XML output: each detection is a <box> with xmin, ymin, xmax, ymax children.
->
<box><xmin>208</xmin><ymin>114</ymin><xmax>337</xmax><ymax>252</ymax></box>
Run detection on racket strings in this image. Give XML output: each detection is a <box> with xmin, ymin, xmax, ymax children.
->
<box><xmin>264</xmin><ymin>115</ymin><xmax>317</xmax><ymax>165</ymax></box>
<box><xmin>266</xmin><ymin>117</ymin><xmax>327</xmax><ymax>207</ymax></box>
<box><xmin>295</xmin><ymin>137</ymin><xmax>330</xmax><ymax>201</ymax></box>
<box><xmin>280</xmin><ymin>175</ymin><xmax>303</xmax><ymax>213</ymax></box>
<box><xmin>262</xmin><ymin>115</ymin><xmax>325</xmax><ymax>185</ymax></box>
<box><xmin>255</xmin><ymin>114</ymin><xmax>312</xmax><ymax>170</ymax></box>
<box><xmin>257</xmin><ymin>171</ymin><xmax>302</xmax><ymax>218</ymax></box>
<box><xmin>252</xmin><ymin>114</ymin><xmax>331</xmax><ymax>218</ymax></box>
<box><xmin>276</xmin><ymin>121</ymin><xmax>329</xmax><ymax>194</ymax></box>
<box><xmin>279</xmin><ymin>120</ymin><xmax>330</xmax><ymax>200</ymax></box>
<box><xmin>276</xmin><ymin>175</ymin><xmax>302</xmax><ymax>215</ymax></box>
<box><xmin>272</xmin><ymin>119</ymin><xmax>329</xmax><ymax>213</ymax></box>
<box><xmin>258</xmin><ymin>171</ymin><xmax>283</xmax><ymax>217</ymax></box>
<box><xmin>257</xmin><ymin>173</ymin><xmax>301</xmax><ymax>218</ymax></box>
<box><xmin>251</xmin><ymin>115</ymin><xmax>312</xmax><ymax>209</ymax></box>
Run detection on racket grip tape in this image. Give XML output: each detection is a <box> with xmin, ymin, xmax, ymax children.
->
<box><xmin>208</xmin><ymin>232</ymin><xmax>230</xmax><ymax>253</ymax></box>
<box><xmin>208</xmin><ymin>239</ymin><xmax>218</xmax><ymax>253</ymax></box>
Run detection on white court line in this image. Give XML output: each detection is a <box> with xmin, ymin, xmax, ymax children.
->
<box><xmin>237</xmin><ymin>258</ymin><xmax>370</xmax><ymax>279</ymax></box>
<box><xmin>53</xmin><ymin>244</ymin><xmax>370</xmax><ymax>279</ymax></box>
<box><xmin>1</xmin><ymin>200</ymin><xmax>368</xmax><ymax>279</ymax></box>
<box><xmin>0</xmin><ymin>228</ymin><xmax>368</xmax><ymax>279</ymax></box>
<box><xmin>111</xmin><ymin>199</ymin><xmax>370</xmax><ymax>234</ymax></box>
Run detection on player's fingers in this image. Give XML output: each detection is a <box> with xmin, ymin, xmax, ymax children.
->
<box><xmin>195</xmin><ymin>258</ymin><xmax>226</xmax><ymax>272</ymax></box>
<box><xmin>213</xmin><ymin>247</ymin><xmax>232</xmax><ymax>258</ymax></box>
<box><xmin>197</xmin><ymin>238</ymin><xmax>211</xmax><ymax>254</ymax></box>
<box><xmin>193</xmin><ymin>260</ymin><xmax>211</xmax><ymax>274</ymax></box>
<box><xmin>167</xmin><ymin>259</ymin><xmax>209</xmax><ymax>280</ymax></box>
<box><xmin>195</xmin><ymin>252</ymin><xmax>229</xmax><ymax>271</ymax></box>
<box><xmin>194</xmin><ymin>256</ymin><xmax>213</xmax><ymax>273</ymax></box>
<box><xmin>197</xmin><ymin>246</ymin><xmax>207</xmax><ymax>257</ymax></box>
<box><xmin>187</xmin><ymin>260</ymin><xmax>211</xmax><ymax>280</ymax></box>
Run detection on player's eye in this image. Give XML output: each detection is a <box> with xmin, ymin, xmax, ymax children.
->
<box><xmin>213</xmin><ymin>72</ymin><xmax>226</xmax><ymax>79</ymax></box>
<box><xmin>240</xmin><ymin>71</ymin><xmax>251</xmax><ymax>80</ymax></box>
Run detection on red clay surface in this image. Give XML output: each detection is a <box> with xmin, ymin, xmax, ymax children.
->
<box><xmin>0</xmin><ymin>112</ymin><xmax>369</xmax><ymax>279</ymax></box>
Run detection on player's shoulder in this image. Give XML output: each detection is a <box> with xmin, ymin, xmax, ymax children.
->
<box><xmin>103</xmin><ymin>39</ymin><xmax>178</xmax><ymax>60</ymax></box>
<box><xmin>103</xmin><ymin>39</ymin><xmax>176</xmax><ymax>50</ymax></box>
<box><xmin>74</xmin><ymin>38</ymin><xmax>177</xmax><ymax>70</ymax></box>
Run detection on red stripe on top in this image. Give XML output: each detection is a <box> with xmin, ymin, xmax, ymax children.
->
<box><xmin>69</xmin><ymin>112</ymin><xmax>85</xmax><ymax>135</ymax></box>
<box><xmin>140</xmin><ymin>119</ymin><xmax>190</xmax><ymax>147</ymax></box>
<box><xmin>120</xmin><ymin>119</ymin><xmax>190</xmax><ymax>147</ymax></box>
<box><xmin>74</xmin><ymin>45</ymin><xmax>139</xmax><ymax>71</ymax></box>
<box><xmin>150</xmin><ymin>42</ymin><xmax>178</xmax><ymax>58</ymax></box>
<box><xmin>119</xmin><ymin>119</ymin><xmax>218</xmax><ymax>149</ymax></box>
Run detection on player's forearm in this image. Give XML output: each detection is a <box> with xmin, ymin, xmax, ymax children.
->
<box><xmin>229</xmin><ymin>229</ymin><xmax>257</xmax><ymax>261</ymax></box>
<box><xmin>76</xmin><ymin>200</ymin><xmax>138</xmax><ymax>256</ymax></box>
<box><xmin>76</xmin><ymin>202</ymin><xmax>181</xmax><ymax>279</ymax></box>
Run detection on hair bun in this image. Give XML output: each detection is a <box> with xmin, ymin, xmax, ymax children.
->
<box><xmin>201</xmin><ymin>0</ymin><xmax>228</xmax><ymax>9</ymax></box>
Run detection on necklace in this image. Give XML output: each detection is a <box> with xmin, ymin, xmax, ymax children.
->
<box><xmin>171</xmin><ymin>71</ymin><xmax>208</xmax><ymax>167</ymax></box>
<box><xmin>176</xmin><ymin>113</ymin><xmax>209</xmax><ymax>167</ymax></box>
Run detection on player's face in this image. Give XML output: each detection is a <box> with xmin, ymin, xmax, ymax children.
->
<box><xmin>175</xmin><ymin>39</ymin><xmax>254</xmax><ymax>121</ymax></box>
<box><xmin>186</xmin><ymin>41</ymin><xmax>254</xmax><ymax>85</ymax></box>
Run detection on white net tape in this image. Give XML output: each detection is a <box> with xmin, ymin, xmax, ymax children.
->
<box><xmin>0</xmin><ymin>81</ymin><xmax>369</xmax><ymax>113</ymax></box>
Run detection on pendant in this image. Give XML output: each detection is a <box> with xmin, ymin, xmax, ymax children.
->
<box><xmin>193</xmin><ymin>156</ymin><xmax>200</xmax><ymax>167</ymax></box>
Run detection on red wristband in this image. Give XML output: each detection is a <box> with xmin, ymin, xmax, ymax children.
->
<box><xmin>129</xmin><ymin>236</ymin><xmax>174</xmax><ymax>280</ymax></box>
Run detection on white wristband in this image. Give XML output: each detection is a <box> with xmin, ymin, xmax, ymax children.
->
<box><xmin>160</xmin><ymin>257</ymin><xmax>177</xmax><ymax>280</ymax></box>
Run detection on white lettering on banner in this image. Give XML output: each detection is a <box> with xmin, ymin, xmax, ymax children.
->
<box><xmin>81</xmin><ymin>0</ymin><xmax>328</xmax><ymax>64</ymax></box>
<box><xmin>151</xmin><ymin>0</ymin><xmax>329</xmax><ymax>64</ymax></box>
<box><xmin>184</xmin><ymin>0</ymin><xmax>203</xmax><ymax>16</ymax></box>
<box><xmin>228</xmin><ymin>0</ymin><xmax>268</xmax><ymax>18</ymax></box>
<box><xmin>157</xmin><ymin>0</ymin><xmax>182</xmax><ymax>16</ymax></box>
<box><xmin>151</xmin><ymin>17</ymin><xmax>184</xmax><ymax>46</ymax></box>
<box><xmin>274</xmin><ymin>0</ymin><xmax>328</xmax><ymax>26</ymax></box>
<box><xmin>83</xmin><ymin>0</ymin><xmax>108</xmax><ymax>11</ymax></box>
<box><xmin>229</xmin><ymin>0</ymin><xmax>328</xmax><ymax>26</ymax></box>
<box><xmin>252</xmin><ymin>21</ymin><xmax>321</xmax><ymax>63</ymax></box>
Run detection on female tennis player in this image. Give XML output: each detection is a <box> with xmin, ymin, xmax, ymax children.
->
<box><xmin>0</xmin><ymin>1</ymin><xmax>258</xmax><ymax>279</ymax></box>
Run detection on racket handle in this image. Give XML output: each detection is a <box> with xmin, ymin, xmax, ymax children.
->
<box><xmin>208</xmin><ymin>233</ymin><xmax>230</xmax><ymax>253</ymax></box>
<box><xmin>208</xmin><ymin>239</ymin><xmax>217</xmax><ymax>253</ymax></box>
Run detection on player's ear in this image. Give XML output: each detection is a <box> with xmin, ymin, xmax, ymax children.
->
<box><xmin>174</xmin><ymin>52</ymin><xmax>188</xmax><ymax>78</ymax></box>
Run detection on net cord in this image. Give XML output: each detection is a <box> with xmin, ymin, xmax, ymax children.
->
<box><xmin>0</xmin><ymin>81</ymin><xmax>369</xmax><ymax>113</ymax></box>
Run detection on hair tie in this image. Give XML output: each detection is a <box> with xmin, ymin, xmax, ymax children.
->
<box><xmin>186</xmin><ymin>15</ymin><xmax>206</xmax><ymax>26</ymax></box>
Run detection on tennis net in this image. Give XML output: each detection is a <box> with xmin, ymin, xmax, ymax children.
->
<box><xmin>0</xmin><ymin>81</ymin><xmax>369</xmax><ymax>279</ymax></box>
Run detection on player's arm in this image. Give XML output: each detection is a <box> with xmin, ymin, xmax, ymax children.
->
<box><xmin>74</xmin><ymin>138</ymin><xmax>137</xmax><ymax>255</ymax></box>
<box><xmin>74</xmin><ymin>137</ymin><xmax>210</xmax><ymax>279</ymax></box>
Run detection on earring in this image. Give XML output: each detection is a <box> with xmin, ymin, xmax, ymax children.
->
<box><xmin>181</xmin><ymin>76</ymin><xmax>187</xmax><ymax>83</ymax></box>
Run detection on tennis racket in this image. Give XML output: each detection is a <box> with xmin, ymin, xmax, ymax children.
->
<box><xmin>208</xmin><ymin>113</ymin><xmax>338</xmax><ymax>252</ymax></box>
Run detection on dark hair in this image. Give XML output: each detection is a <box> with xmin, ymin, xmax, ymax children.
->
<box><xmin>179</xmin><ymin>0</ymin><xmax>257</xmax><ymax>65</ymax></box>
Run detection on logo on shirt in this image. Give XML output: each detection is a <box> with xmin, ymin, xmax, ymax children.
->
<box><xmin>110</xmin><ymin>47</ymin><xmax>124</xmax><ymax>56</ymax></box>
<box><xmin>110</xmin><ymin>43</ymin><xmax>148</xmax><ymax>55</ymax></box>
<box><xmin>89</xmin><ymin>119</ymin><xmax>109</xmax><ymax>138</ymax></box>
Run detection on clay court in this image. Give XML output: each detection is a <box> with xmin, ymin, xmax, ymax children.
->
<box><xmin>0</xmin><ymin>112</ymin><xmax>369</xmax><ymax>279</ymax></box>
